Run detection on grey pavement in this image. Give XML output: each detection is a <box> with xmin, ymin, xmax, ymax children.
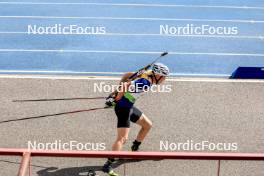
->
<box><xmin>0</xmin><ymin>76</ymin><xmax>263</xmax><ymax>176</ymax></box>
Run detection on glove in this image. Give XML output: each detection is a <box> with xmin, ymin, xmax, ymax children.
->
<box><xmin>105</xmin><ymin>95</ymin><xmax>116</xmax><ymax>107</ymax></box>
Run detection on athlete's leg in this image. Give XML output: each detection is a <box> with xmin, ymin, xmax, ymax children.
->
<box><xmin>112</xmin><ymin>128</ymin><xmax>130</xmax><ymax>151</ymax></box>
<box><xmin>135</xmin><ymin>114</ymin><xmax>152</xmax><ymax>142</ymax></box>
<box><xmin>103</xmin><ymin>104</ymin><xmax>131</xmax><ymax>175</ymax></box>
<box><xmin>131</xmin><ymin>114</ymin><xmax>152</xmax><ymax>151</ymax></box>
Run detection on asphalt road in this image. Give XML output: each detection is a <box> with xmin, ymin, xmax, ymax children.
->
<box><xmin>0</xmin><ymin>75</ymin><xmax>263</xmax><ymax>176</ymax></box>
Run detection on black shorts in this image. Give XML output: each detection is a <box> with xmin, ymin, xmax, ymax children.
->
<box><xmin>114</xmin><ymin>104</ymin><xmax>142</xmax><ymax>128</ymax></box>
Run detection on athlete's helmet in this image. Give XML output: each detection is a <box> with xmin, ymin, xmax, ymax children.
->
<box><xmin>152</xmin><ymin>63</ymin><xmax>170</xmax><ymax>76</ymax></box>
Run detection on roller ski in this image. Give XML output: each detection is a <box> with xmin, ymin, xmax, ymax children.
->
<box><xmin>102</xmin><ymin>159</ymin><xmax>119</xmax><ymax>176</ymax></box>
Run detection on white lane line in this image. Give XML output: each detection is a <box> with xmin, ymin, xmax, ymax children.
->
<box><xmin>0</xmin><ymin>31</ymin><xmax>263</xmax><ymax>40</ymax></box>
<box><xmin>167</xmin><ymin>78</ymin><xmax>264</xmax><ymax>83</ymax></box>
<box><xmin>0</xmin><ymin>70</ymin><xmax>122</xmax><ymax>75</ymax></box>
<box><xmin>0</xmin><ymin>2</ymin><xmax>263</xmax><ymax>10</ymax></box>
<box><xmin>0</xmin><ymin>74</ymin><xmax>264</xmax><ymax>83</ymax></box>
<box><xmin>0</xmin><ymin>70</ymin><xmax>230</xmax><ymax>77</ymax></box>
<box><xmin>0</xmin><ymin>49</ymin><xmax>263</xmax><ymax>57</ymax></box>
<box><xmin>0</xmin><ymin>16</ymin><xmax>263</xmax><ymax>23</ymax></box>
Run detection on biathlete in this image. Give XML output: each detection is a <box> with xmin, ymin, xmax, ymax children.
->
<box><xmin>102</xmin><ymin>63</ymin><xmax>170</xmax><ymax>176</ymax></box>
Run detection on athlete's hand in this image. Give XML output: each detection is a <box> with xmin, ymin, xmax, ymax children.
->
<box><xmin>105</xmin><ymin>95</ymin><xmax>116</xmax><ymax>107</ymax></box>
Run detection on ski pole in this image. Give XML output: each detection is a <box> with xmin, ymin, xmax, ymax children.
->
<box><xmin>0</xmin><ymin>106</ymin><xmax>110</xmax><ymax>124</ymax></box>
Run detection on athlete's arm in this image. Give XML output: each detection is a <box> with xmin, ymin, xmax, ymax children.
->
<box><xmin>119</xmin><ymin>72</ymin><xmax>134</xmax><ymax>83</ymax></box>
<box><xmin>108</xmin><ymin>72</ymin><xmax>134</xmax><ymax>98</ymax></box>
<box><xmin>115</xmin><ymin>81</ymin><xmax>131</xmax><ymax>101</ymax></box>
<box><xmin>106</xmin><ymin>71</ymin><xmax>140</xmax><ymax>105</ymax></box>
<box><xmin>114</xmin><ymin>72</ymin><xmax>134</xmax><ymax>101</ymax></box>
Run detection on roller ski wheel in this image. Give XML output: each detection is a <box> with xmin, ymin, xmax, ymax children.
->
<box><xmin>102</xmin><ymin>164</ymin><xmax>119</xmax><ymax>176</ymax></box>
<box><xmin>106</xmin><ymin>170</ymin><xmax>119</xmax><ymax>176</ymax></box>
